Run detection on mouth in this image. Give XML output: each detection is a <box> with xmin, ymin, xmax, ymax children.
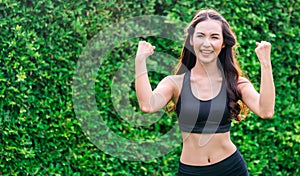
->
<box><xmin>200</xmin><ymin>50</ymin><xmax>214</xmax><ymax>54</ymax></box>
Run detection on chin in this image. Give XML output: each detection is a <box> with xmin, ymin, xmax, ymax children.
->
<box><xmin>197</xmin><ymin>57</ymin><xmax>216</xmax><ymax>64</ymax></box>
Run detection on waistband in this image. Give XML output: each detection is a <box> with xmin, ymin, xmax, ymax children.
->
<box><xmin>178</xmin><ymin>149</ymin><xmax>249</xmax><ymax>176</ymax></box>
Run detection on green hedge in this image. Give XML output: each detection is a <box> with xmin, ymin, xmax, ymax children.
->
<box><xmin>0</xmin><ymin>0</ymin><xmax>299</xmax><ymax>175</ymax></box>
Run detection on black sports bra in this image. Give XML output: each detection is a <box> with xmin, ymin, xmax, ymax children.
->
<box><xmin>175</xmin><ymin>71</ymin><xmax>231</xmax><ymax>133</ymax></box>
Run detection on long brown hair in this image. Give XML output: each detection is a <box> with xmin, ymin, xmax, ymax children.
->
<box><xmin>175</xmin><ymin>9</ymin><xmax>247</xmax><ymax>122</ymax></box>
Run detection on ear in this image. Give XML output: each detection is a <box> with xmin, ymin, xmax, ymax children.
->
<box><xmin>190</xmin><ymin>36</ymin><xmax>193</xmax><ymax>46</ymax></box>
<box><xmin>222</xmin><ymin>44</ymin><xmax>225</xmax><ymax>48</ymax></box>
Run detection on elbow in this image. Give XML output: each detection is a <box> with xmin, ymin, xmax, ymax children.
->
<box><xmin>260</xmin><ymin>110</ymin><xmax>274</xmax><ymax>119</ymax></box>
<box><xmin>139</xmin><ymin>104</ymin><xmax>152</xmax><ymax>113</ymax></box>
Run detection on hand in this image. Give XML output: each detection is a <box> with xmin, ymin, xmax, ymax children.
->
<box><xmin>255</xmin><ymin>41</ymin><xmax>272</xmax><ymax>66</ymax></box>
<box><xmin>136</xmin><ymin>41</ymin><xmax>156</xmax><ymax>61</ymax></box>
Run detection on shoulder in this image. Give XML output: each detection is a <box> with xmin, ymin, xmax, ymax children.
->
<box><xmin>165</xmin><ymin>73</ymin><xmax>186</xmax><ymax>86</ymax></box>
<box><xmin>166</xmin><ymin>73</ymin><xmax>185</xmax><ymax>82</ymax></box>
<box><xmin>237</xmin><ymin>76</ymin><xmax>254</xmax><ymax>92</ymax></box>
<box><xmin>161</xmin><ymin>73</ymin><xmax>186</xmax><ymax>95</ymax></box>
<box><xmin>238</xmin><ymin>76</ymin><xmax>250</xmax><ymax>84</ymax></box>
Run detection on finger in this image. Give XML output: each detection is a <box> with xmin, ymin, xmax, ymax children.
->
<box><xmin>139</xmin><ymin>41</ymin><xmax>146</xmax><ymax>47</ymax></box>
<box><xmin>146</xmin><ymin>42</ymin><xmax>152</xmax><ymax>48</ymax></box>
<box><xmin>261</xmin><ymin>41</ymin><xmax>267</xmax><ymax>46</ymax></box>
<box><xmin>256</xmin><ymin>42</ymin><xmax>260</xmax><ymax>47</ymax></box>
<box><xmin>263</xmin><ymin>41</ymin><xmax>271</xmax><ymax>47</ymax></box>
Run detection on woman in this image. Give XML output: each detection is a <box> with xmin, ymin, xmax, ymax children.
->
<box><xmin>135</xmin><ymin>9</ymin><xmax>275</xmax><ymax>176</ymax></box>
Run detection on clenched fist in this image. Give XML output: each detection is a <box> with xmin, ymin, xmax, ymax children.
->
<box><xmin>255</xmin><ymin>41</ymin><xmax>272</xmax><ymax>66</ymax></box>
<box><xmin>136</xmin><ymin>41</ymin><xmax>156</xmax><ymax>61</ymax></box>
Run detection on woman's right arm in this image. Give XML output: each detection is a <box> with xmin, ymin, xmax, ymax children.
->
<box><xmin>135</xmin><ymin>41</ymin><xmax>174</xmax><ymax>113</ymax></box>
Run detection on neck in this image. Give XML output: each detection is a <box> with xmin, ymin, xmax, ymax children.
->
<box><xmin>192</xmin><ymin>58</ymin><xmax>221</xmax><ymax>78</ymax></box>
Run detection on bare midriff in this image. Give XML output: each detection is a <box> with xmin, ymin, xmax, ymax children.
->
<box><xmin>180</xmin><ymin>131</ymin><xmax>236</xmax><ymax>166</ymax></box>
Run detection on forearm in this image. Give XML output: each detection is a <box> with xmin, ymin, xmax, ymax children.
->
<box><xmin>259</xmin><ymin>63</ymin><xmax>275</xmax><ymax>117</ymax></box>
<box><xmin>135</xmin><ymin>59</ymin><xmax>153</xmax><ymax>112</ymax></box>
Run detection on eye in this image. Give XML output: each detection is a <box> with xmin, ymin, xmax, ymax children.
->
<box><xmin>212</xmin><ymin>36</ymin><xmax>219</xmax><ymax>39</ymax></box>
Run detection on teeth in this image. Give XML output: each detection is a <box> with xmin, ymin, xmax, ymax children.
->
<box><xmin>201</xmin><ymin>50</ymin><xmax>213</xmax><ymax>54</ymax></box>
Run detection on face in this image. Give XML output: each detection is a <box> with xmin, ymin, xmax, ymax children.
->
<box><xmin>190</xmin><ymin>19</ymin><xmax>224</xmax><ymax>64</ymax></box>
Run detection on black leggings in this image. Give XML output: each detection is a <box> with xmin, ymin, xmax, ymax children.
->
<box><xmin>178</xmin><ymin>150</ymin><xmax>249</xmax><ymax>176</ymax></box>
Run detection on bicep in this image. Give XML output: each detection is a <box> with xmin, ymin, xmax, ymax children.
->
<box><xmin>149</xmin><ymin>76</ymin><xmax>175</xmax><ymax>111</ymax></box>
<box><xmin>239</xmin><ymin>77</ymin><xmax>260</xmax><ymax>115</ymax></box>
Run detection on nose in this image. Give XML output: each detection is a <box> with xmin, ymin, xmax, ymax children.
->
<box><xmin>203</xmin><ymin>38</ymin><xmax>211</xmax><ymax>47</ymax></box>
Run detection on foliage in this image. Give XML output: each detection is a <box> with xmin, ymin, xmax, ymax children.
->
<box><xmin>0</xmin><ymin>0</ymin><xmax>299</xmax><ymax>175</ymax></box>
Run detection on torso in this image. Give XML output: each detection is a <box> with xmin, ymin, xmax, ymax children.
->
<box><xmin>169</xmin><ymin>70</ymin><xmax>236</xmax><ymax>166</ymax></box>
<box><xmin>180</xmin><ymin>132</ymin><xmax>236</xmax><ymax>166</ymax></box>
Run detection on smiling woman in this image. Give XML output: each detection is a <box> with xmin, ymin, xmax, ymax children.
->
<box><xmin>190</xmin><ymin>19</ymin><xmax>225</xmax><ymax>64</ymax></box>
<box><xmin>135</xmin><ymin>9</ymin><xmax>275</xmax><ymax>176</ymax></box>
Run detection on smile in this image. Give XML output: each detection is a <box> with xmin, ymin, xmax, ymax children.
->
<box><xmin>200</xmin><ymin>50</ymin><xmax>214</xmax><ymax>54</ymax></box>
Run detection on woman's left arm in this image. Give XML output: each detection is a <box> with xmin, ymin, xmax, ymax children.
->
<box><xmin>239</xmin><ymin>41</ymin><xmax>275</xmax><ymax>118</ymax></box>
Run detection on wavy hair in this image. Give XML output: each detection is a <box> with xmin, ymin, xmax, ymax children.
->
<box><xmin>175</xmin><ymin>9</ymin><xmax>247</xmax><ymax>122</ymax></box>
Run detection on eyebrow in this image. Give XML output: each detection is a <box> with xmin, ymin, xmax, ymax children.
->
<box><xmin>195</xmin><ymin>32</ymin><xmax>221</xmax><ymax>36</ymax></box>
